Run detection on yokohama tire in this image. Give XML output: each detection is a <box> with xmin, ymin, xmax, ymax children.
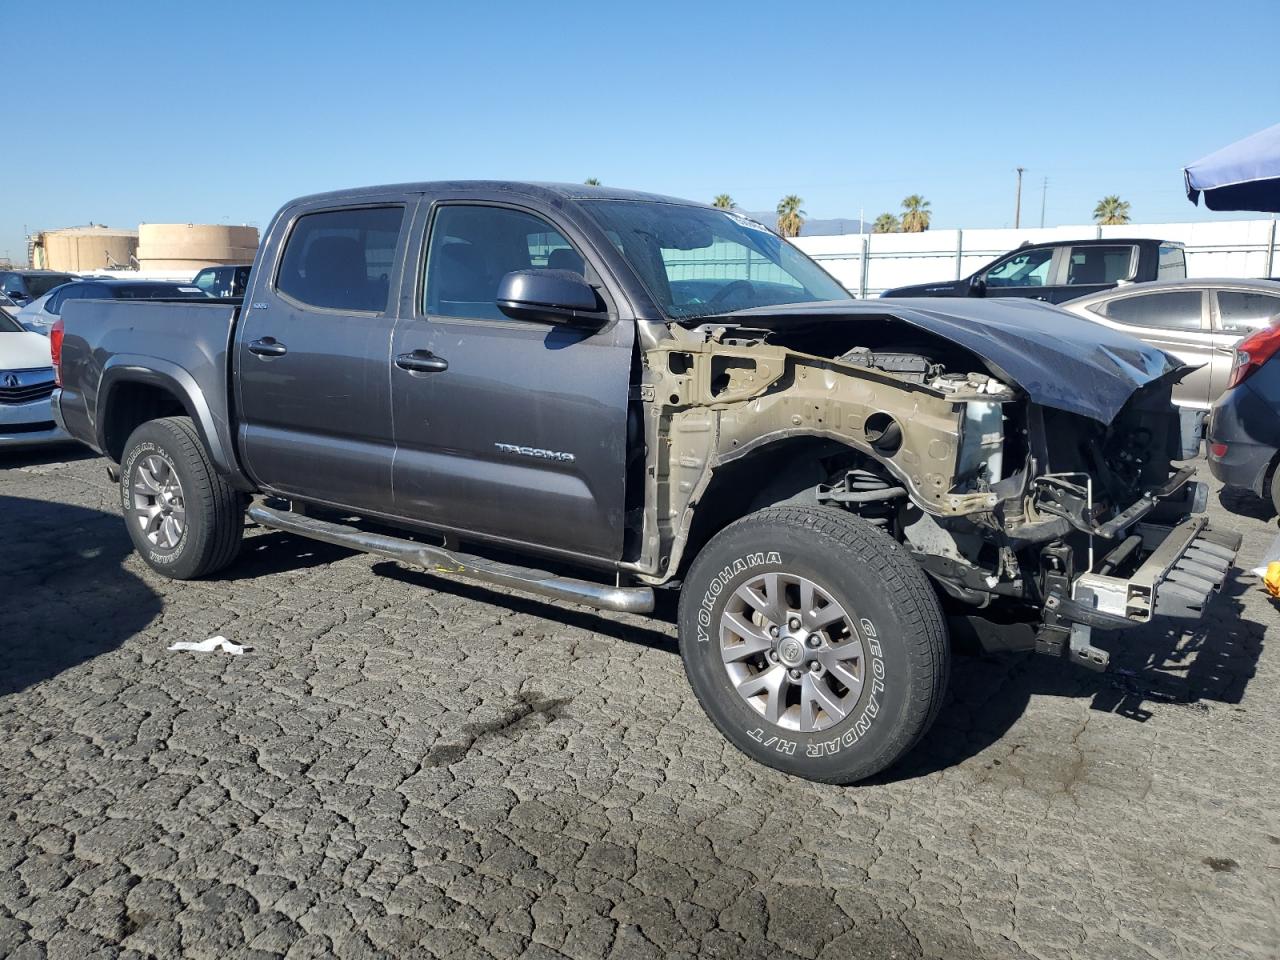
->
<box><xmin>678</xmin><ymin>506</ymin><xmax>949</xmax><ymax>784</ymax></box>
<box><xmin>119</xmin><ymin>416</ymin><xmax>243</xmax><ymax>580</ymax></box>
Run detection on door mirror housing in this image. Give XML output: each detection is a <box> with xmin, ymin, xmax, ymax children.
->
<box><xmin>496</xmin><ymin>270</ymin><xmax>603</xmax><ymax>327</ymax></box>
<box><xmin>968</xmin><ymin>274</ymin><xmax>986</xmax><ymax>296</ymax></box>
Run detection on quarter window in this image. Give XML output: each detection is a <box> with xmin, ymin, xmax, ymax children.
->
<box><xmin>1216</xmin><ymin>290</ymin><xmax>1280</xmax><ymax>334</ymax></box>
<box><xmin>276</xmin><ymin>206</ymin><xmax>404</xmax><ymax>312</ymax></box>
<box><xmin>44</xmin><ymin>285</ymin><xmax>80</xmax><ymax>316</ymax></box>
<box><xmin>423</xmin><ymin>205</ymin><xmax>585</xmax><ymax>321</ymax></box>
<box><xmin>1066</xmin><ymin>245</ymin><xmax>1136</xmax><ymax>285</ymax></box>
<box><xmin>1103</xmin><ymin>290</ymin><xmax>1203</xmax><ymax>330</ymax></box>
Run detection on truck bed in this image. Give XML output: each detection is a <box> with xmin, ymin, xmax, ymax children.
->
<box><xmin>57</xmin><ymin>298</ymin><xmax>244</xmax><ymax>479</ymax></box>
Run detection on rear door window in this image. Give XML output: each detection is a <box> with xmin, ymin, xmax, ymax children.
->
<box><xmin>1065</xmin><ymin>245</ymin><xmax>1136</xmax><ymax>285</ymax></box>
<box><xmin>1215</xmin><ymin>289</ymin><xmax>1280</xmax><ymax>333</ymax></box>
<box><xmin>1102</xmin><ymin>290</ymin><xmax>1204</xmax><ymax>330</ymax></box>
<box><xmin>276</xmin><ymin>206</ymin><xmax>405</xmax><ymax>312</ymax></box>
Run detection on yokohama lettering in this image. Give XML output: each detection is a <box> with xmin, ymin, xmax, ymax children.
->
<box><xmin>697</xmin><ymin>551</ymin><xmax>782</xmax><ymax>642</ymax></box>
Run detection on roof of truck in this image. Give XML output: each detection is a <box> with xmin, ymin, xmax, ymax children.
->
<box><xmin>286</xmin><ymin>180</ymin><xmax>704</xmax><ymax>209</ymax></box>
<box><xmin>1016</xmin><ymin>237</ymin><xmax>1181</xmax><ymax>249</ymax></box>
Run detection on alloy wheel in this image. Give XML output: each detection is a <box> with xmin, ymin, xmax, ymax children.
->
<box><xmin>719</xmin><ymin>572</ymin><xmax>865</xmax><ymax>732</ymax></box>
<box><xmin>130</xmin><ymin>453</ymin><xmax>186</xmax><ymax>549</ymax></box>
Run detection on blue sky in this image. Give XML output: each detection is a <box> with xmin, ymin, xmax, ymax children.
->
<box><xmin>7</xmin><ymin>0</ymin><xmax>1279</xmax><ymax>262</ymax></box>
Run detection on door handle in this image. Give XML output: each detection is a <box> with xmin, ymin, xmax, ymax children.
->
<box><xmin>248</xmin><ymin>337</ymin><xmax>287</xmax><ymax>357</ymax></box>
<box><xmin>395</xmin><ymin>351</ymin><xmax>448</xmax><ymax>373</ymax></box>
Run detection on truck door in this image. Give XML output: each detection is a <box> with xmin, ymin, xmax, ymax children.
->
<box><xmin>235</xmin><ymin>202</ymin><xmax>410</xmax><ymax>513</ymax></box>
<box><xmin>389</xmin><ymin>201</ymin><xmax>632</xmax><ymax>562</ymax></box>
<box><xmin>1051</xmin><ymin>244</ymin><xmax>1139</xmax><ymax>304</ymax></box>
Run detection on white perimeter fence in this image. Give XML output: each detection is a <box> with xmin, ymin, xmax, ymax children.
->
<box><xmin>790</xmin><ymin>219</ymin><xmax>1280</xmax><ymax>298</ymax></box>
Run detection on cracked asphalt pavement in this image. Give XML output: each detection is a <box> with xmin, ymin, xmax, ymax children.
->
<box><xmin>1</xmin><ymin>446</ymin><xmax>1277</xmax><ymax>959</ymax></box>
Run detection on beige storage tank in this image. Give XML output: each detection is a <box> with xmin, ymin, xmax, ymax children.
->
<box><xmin>136</xmin><ymin>223</ymin><xmax>259</xmax><ymax>271</ymax></box>
<box><xmin>38</xmin><ymin>225</ymin><xmax>139</xmax><ymax>272</ymax></box>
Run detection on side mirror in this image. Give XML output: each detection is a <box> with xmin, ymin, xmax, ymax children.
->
<box><xmin>496</xmin><ymin>269</ymin><xmax>603</xmax><ymax>327</ymax></box>
<box><xmin>969</xmin><ymin>274</ymin><xmax>986</xmax><ymax>296</ymax></box>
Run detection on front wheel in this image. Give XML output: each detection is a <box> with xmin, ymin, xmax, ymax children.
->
<box><xmin>677</xmin><ymin>506</ymin><xmax>949</xmax><ymax>784</ymax></box>
<box><xmin>119</xmin><ymin>416</ymin><xmax>243</xmax><ymax>579</ymax></box>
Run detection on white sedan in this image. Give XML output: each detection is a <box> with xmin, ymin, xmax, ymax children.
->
<box><xmin>0</xmin><ymin>311</ymin><xmax>70</xmax><ymax>448</ymax></box>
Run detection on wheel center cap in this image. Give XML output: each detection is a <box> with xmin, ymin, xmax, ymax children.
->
<box><xmin>777</xmin><ymin>636</ymin><xmax>805</xmax><ymax>667</ymax></box>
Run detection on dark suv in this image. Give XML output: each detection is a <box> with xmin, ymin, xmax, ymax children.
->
<box><xmin>0</xmin><ymin>270</ymin><xmax>77</xmax><ymax>306</ymax></box>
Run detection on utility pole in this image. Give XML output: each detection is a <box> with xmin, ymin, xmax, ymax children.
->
<box><xmin>1040</xmin><ymin>177</ymin><xmax>1048</xmax><ymax>228</ymax></box>
<box><xmin>1014</xmin><ymin>167</ymin><xmax>1025</xmax><ymax>229</ymax></box>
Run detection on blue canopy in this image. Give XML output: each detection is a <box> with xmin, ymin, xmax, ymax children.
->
<box><xmin>1185</xmin><ymin>123</ymin><xmax>1280</xmax><ymax>212</ymax></box>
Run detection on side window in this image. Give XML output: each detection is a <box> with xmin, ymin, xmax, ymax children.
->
<box><xmin>1066</xmin><ymin>245</ymin><xmax>1136</xmax><ymax>285</ymax></box>
<box><xmin>985</xmin><ymin>248</ymin><xmax>1053</xmax><ymax>288</ymax></box>
<box><xmin>1216</xmin><ymin>290</ymin><xmax>1280</xmax><ymax>333</ymax></box>
<box><xmin>1103</xmin><ymin>290</ymin><xmax>1204</xmax><ymax>331</ymax></box>
<box><xmin>276</xmin><ymin>206</ymin><xmax>405</xmax><ymax>312</ymax></box>
<box><xmin>1157</xmin><ymin>244</ymin><xmax>1186</xmax><ymax>280</ymax></box>
<box><xmin>423</xmin><ymin>205</ymin><xmax>583</xmax><ymax>321</ymax></box>
<box><xmin>193</xmin><ymin>270</ymin><xmax>217</xmax><ymax>294</ymax></box>
<box><xmin>44</xmin><ymin>285</ymin><xmax>79</xmax><ymax>316</ymax></box>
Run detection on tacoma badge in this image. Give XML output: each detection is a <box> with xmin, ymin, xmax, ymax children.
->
<box><xmin>494</xmin><ymin>442</ymin><xmax>575</xmax><ymax>462</ymax></box>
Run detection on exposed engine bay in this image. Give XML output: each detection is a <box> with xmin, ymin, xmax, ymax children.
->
<box><xmin>624</xmin><ymin>302</ymin><xmax>1238</xmax><ymax>671</ymax></box>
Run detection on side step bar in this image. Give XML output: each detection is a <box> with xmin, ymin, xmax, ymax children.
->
<box><xmin>247</xmin><ymin>504</ymin><xmax>655</xmax><ymax>615</ymax></box>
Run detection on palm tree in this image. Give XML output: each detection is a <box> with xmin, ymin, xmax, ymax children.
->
<box><xmin>584</xmin><ymin>177</ymin><xmax>601</xmax><ymax>186</ymax></box>
<box><xmin>1093</xmin><ymin>195</ymin><xmax>1131</xmax><ymax>225</ymax></box>
<box><xmin>900</xmin><ymin>195</ymin><xmax>931</xmax><ymax>233</ymax></box>
<box><xmin>776</xmin><ymin>195</ymin><xmax>805</xmax><ymax>237</ymax></box>
<box><xmin>872</xmin><ymin>213</ymin><xmax>900</xmax><ymax>234</ymax></box>
<box><xmin>713</xmin><ymin>194</ymin><xmax>735</xmax><ymax>209</ymax></box>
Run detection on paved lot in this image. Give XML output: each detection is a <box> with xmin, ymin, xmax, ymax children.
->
<box><xmin>1</xmin><ymin>446</ymin><xmax>1277</xmax><ymax>960</ymax></box>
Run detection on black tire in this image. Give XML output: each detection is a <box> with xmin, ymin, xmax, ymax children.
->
<box><xmin>119</xmin><ymin>416</ymin><xmax>243</xmax><ymax>579</ymax></box>
<box><xmin>1270</xmin><ymin>460</ymin><xmax>1280</xmax><ymax>517</ymax></box>
<box><xmin>677</xmin><ymin>505</ymin><xmax>948</xmax><ymax>784</ymax></box>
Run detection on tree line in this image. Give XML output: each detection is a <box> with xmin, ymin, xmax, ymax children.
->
<box><xmin>584</xmin><ymin>180</ymin><xmax>1133</xmax><ymax>235</ymax></box>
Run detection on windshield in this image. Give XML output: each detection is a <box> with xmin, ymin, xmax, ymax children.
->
<box><xmin>580</xmin><ymin>201</ymin><xmax>850</xmax><ymax>320</ymax></box>
<box><xmin>0</xmin><ymin>313</ymin><xmax>21</xmax><ymax>333</ymax></box>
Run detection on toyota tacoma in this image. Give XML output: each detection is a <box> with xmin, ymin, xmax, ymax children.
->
<box><xmin>53</xmin><ymin>181</ymin><xmax>1237</xmax><ymax>784</ymax></box>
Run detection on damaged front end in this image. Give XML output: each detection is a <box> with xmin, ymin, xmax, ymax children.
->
<box><xmin>627</xmin><ymin>302</ymin><xmax>1239</xmax><ymax>673</ymax></box>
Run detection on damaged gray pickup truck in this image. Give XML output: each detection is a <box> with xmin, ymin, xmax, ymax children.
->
<box><xmin>53</xmin><ymin>182</ymin><xmax>1238</xmax><ymax>784</ymax></box>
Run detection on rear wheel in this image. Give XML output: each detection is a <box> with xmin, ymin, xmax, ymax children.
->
<box><xmin>119</xmin><ymin>416</ymin><xmax>243</xmax><ymax>579</ymax></box>
<box><xmin>677</xmin><ymin>506</ymin><xmax>949</xmax><ymax>784</ymax></box>
<box><xmin>1270</xmin><ymin>460</ymin><xmax>1280</xmax><ymax>516</ymax></box>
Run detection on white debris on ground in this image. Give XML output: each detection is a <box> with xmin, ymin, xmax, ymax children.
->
<box><xmin>166</xmin><ymin>635</ymin><xmax>248</xmax><ymax>655</ymax></box>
